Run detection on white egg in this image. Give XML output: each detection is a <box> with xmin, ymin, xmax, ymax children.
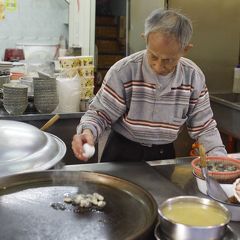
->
<box><xmin>82</xmin><ymin>143</ymin><xmax>95</xmax><ymax>158</ymax></box>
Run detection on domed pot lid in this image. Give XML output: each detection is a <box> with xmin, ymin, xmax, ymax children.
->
<box><xmin>0</xmin><ymin>120</ymin><xmax>66</xmax><ymax>177</ymax></box>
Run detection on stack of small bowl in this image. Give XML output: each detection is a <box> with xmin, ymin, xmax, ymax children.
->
<box><xmin>0</xmin><ymin>74</ymin><xmax>10</xmax><ymax>89</ymax></box>
<box><xmin>33</xmin><ymin>76</ymin><xmax>58</xmax><ymax>113</ymax></box>
<box><xmin>3</xmin><ymin>82</ymin><xmax>28</xmax><ymax>115</ymax></box>
<box><xmin>0</xmin><ymin>74</ymin><xmax>10</xmax><ymax>106</ymax></box>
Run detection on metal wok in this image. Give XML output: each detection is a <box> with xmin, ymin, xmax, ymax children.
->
<box><xmin>0</xmin><ymin>170</ymin><xmax>158</xmax><ymax>240</ymax></box>
<box><xmin>0</xmin><ymin>120</ymin><xmax>66</xmax><ymax>177</ymax></box>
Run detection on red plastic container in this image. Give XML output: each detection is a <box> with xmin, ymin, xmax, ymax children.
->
<box><xmin>4</xmin><ymin>48</ymin><xmax>25</xmax><ymax>62</ymax></box>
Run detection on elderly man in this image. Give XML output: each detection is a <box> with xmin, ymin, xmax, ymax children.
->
<box><xmin>72</xmin><ymin>9</ymin><xmax>227</xmax><ymax>162</ymax></box>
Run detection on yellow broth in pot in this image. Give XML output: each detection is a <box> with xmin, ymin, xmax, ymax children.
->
<box><xmin>162</xmin><ymin>201</ymin><xmax>229</xmax><ymax>226</ymax></box>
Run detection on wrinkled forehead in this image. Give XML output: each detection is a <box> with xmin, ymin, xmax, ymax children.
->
<box><xmin>147</xmin><ymin>32</ymin><xmax>182</xmax><ymax>58</ymax></box>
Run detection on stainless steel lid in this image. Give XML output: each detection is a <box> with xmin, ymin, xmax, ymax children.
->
<box><xmin>0</xmin><ymin>120</ymin><xmax>66</xmax><ymax>177</ymax></box>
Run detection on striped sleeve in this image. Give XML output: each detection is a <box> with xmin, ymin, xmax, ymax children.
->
<box><xmin>78</xmin><ymin>67</ymin><xmax>127</xmax><ymax>139</ymax></box>
<box><xmin>186</xmin><ymin>73</ymin><xmax>227</xmax><ymax>155</ymax></box>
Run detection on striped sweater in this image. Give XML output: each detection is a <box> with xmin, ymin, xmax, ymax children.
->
<box><xmin>77</xmin><ymin>50</ymin><xmax>226</xmax><ymax>156</ymax></box>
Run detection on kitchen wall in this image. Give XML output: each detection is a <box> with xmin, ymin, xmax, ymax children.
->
<box><xmin>0</xmin><ymin>0</ymin><xmax>68</xmax><ymax>60</ymax></box>
<box><xmin>168</xmin><ymin>0</ymin><xmax>240</xmax><ymax>92</ymax></box>
<box><xmin>128</xmin><ymin>0</ymin><xmax>165</xmax><ymax>54</ymax></box>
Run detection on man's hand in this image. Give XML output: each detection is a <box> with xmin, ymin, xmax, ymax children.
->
<box><xmin>72</xmin><ymin>129</ymin><xmax>95</xmax><ymax>161</ymax></box>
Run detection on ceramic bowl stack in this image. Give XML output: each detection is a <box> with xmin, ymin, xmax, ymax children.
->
<box><xmin>0</xmin><ymin>61</ymin><xmax>13</xmax><ymax>72</ymax></box>
<box><xmin>0</xmin><ymin>62</ymin><xmax>11</xmax><ymax>99</ymax></box>
<box><xmin>0</xmin><ymin>74</ymin><xmax>10</xmax><ymax>104</ymax></box>
<box><xmin>33</xmin><ymin>76</ymin><xmax>58</xmax><ymax>113</ymax></box>
<box><xmin>0</xmin><ymin>74</ymin><xmax>10</xmax><ymax>89</ymax></box>
<box><xmin>3</xmin><ymin>82</ymin><xmax>28</xmax><ymax>115</ymax></box>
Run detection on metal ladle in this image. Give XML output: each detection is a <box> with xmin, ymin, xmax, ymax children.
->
<box><xmin>199</xmin><ymin>144</ymin><xmax>229</xmax><ymax>202</ymax></box>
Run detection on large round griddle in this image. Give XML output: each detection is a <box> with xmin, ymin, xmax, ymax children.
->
<box><xmin>0</xmin><ymin>170</ymin><xmax>158</xmax><ymax>240</ymax></box>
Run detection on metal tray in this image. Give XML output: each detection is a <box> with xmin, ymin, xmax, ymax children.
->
<box><xmin>0</xmin><ymin>120</ymin><xmax>66</xmax><ymax>177</ymax></box>
<box><xmin>0</xmin><ymin>170</ymin><xmax>158</xmax><ymax>240</ymax></box>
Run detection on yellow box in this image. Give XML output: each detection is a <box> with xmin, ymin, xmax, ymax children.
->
<box><xmin>80</xmin><ymin>77</ymin><xmax>94</xmax><ymax>88</ymax></box>
<box><xmin>59</xmin><ymin>56</ymin><xmax>94</xmax><ymax>69</ymax></box>
<box><xmin>77</xmin><ymin>66</ymin><xmax>94</xmax><ymax>77</ymax></box>
<box><xmin>80</xmin><ymin>86</ymin><xmax>94</xmax><ymax>99</ymax></box>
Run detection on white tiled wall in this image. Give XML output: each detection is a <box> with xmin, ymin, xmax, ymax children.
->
<box><xmin>0</xmin><ymin>0</ymin><xmax>69</xmax><ymax>60</ymax></box>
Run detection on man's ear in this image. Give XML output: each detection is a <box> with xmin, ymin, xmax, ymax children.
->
<box><xmin>183</xmin><ymin>43</ymin><xmax>193</xmax><ymax>55</ymax></box>
<box><xmin>141</xmin><ymin>33</ymin><xmax>147</xmax><ymax>43</ymax></box>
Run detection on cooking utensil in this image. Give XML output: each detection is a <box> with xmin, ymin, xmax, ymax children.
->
<box><xmin>0</xmin><ymin>120</ymin><xmax>66</xmax><ymax>177</ymax></box>
<box><xmin>40</xmin><ymin>114</ymin><xmax>60</xmax><ymax>131</ymax></box>
<box><xmin>192</xmin><ymin>171</ymin><xmax>233</xmax><ymax>197</ymax></box>
<box><xmin>158</xmin><ymin>196</ymin><xmax>230</xmax><ymax>240</ymax></box>
<box><xmin>0</xmin><ymin>170</ymin><xmax>158</xmax><ymax>240</ymax></box>
<box><xmin>199</xmin><ymin>144</ymin><xmax>229</xmax><ymax>202</ymax></box>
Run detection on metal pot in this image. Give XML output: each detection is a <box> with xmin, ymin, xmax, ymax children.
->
<box><xmin>0</xmin><ymin>120</ymin><xmax>66</xmax><ymax>177</ymax></box>
<box><xmin>154</xmin><ymin>222</ymin><xmax>237</xmax><ymax>240</ymax></box>
<box><xmin>158</xmin><ymin>196</ymin><xmax>231</xmax><ymax>240</ymax></box>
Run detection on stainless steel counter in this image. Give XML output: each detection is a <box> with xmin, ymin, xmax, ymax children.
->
<box><xmin>210</xmin><ymin>93</ymin><xmax>240</xmax><ymax>112</ymax></box>
<box><xmin>0</xmin><ymin>108</ymin><xmax>84</xmax><ymax>121</ymax></box>
<box><xmin>63</xmin><ymin>158</ymin><xmax>240</xmax><ymax>238</ymax></box>
<box><xmin>210</xmin><ymin>93</ymin><xmax>240</xmax><ymax>140</ymax></box>
<box><xmin>210</xmin><ymin>101</ymin><xmax>240</xmax><ymax>140</ymax></box>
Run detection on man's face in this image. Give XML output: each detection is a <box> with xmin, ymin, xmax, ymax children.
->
<box><xmin>146</xmin><ymin>32</ymin><xmax>185</xmax><ymax>76</ymax></box>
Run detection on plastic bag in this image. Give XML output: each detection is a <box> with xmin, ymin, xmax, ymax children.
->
<box><xmin>55</xmin><ymin>69</ymin><xmax>80</xmax><ymax>113</ymax></box>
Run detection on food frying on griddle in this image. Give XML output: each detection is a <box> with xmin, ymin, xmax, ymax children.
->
<box><xmin>50</xmin><ymin>192</ymin><xmax>106</xmax><ymax>211</ymax></box>
<box><xmin>50</xmin><ymin>202</ymin><xmax>66</xmax><ymax>210</ymax></box>
<box><xmin>64</xmin><ymin>192</ymin><xmax>106</xmax><ymax>209</ymax></box>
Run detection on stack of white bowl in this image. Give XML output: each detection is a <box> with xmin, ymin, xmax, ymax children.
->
<box><xmin>0</xmin><ymin>74</ymin><xmax>10</xmax><ymax>89</ymax></box>
<box><xmin>3</xmin><ymin>82</ymin><xmax>28</xmax><ymax>115</ymax></box>
<box><xmin>33</xmin><ymin>77</ymin><xmax>58</xmax><ymax>113</ymax></box>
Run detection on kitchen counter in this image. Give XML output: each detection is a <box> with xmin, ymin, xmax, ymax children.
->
<box><xmin>210</xmin><ymin>100</ymin><xmax>240</xmax><ymax>140</ymax></box>
<box><xmin>0</xmin><ymin>107</ymin><xmax>85</xmax><ymax>121</ymax></box>
<box><xmin>63</xmin><ymin>156</ymin><xmax>240</xmax><ymax>238</ymax></box>
<box><xmin>209</xmin><ymin>93</ymin><xmax>240</xmax><ymax>153</ymax></box>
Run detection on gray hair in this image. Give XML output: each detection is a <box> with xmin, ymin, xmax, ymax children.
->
<box><xmin>144</xmin><ymin>9</ymin><xmax>193</xmax><ymax>49</ymax></box>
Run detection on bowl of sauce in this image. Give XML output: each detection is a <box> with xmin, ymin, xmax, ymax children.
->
<box><xmin>158</xmin><ymin>196</ymin><xmax>231</xmax><ymax>240</ymax></box>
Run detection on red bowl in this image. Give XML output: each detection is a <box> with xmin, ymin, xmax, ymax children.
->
<box><xmin>191</xmin><ymin>156</ymin><xmax>240</xmax><ymax>183</ymax></box>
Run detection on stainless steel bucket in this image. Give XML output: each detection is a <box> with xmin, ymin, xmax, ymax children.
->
<box><xmin>158</xmin><ymin>196</ymin><xmax>231</xmax><ymax>240</ymax></box>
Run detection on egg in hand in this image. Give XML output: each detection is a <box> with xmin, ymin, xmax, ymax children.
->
<box><xmin>82</xmin><ymin>143</ymin><xmax>95</xmax><ymax>159</ymax></box>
